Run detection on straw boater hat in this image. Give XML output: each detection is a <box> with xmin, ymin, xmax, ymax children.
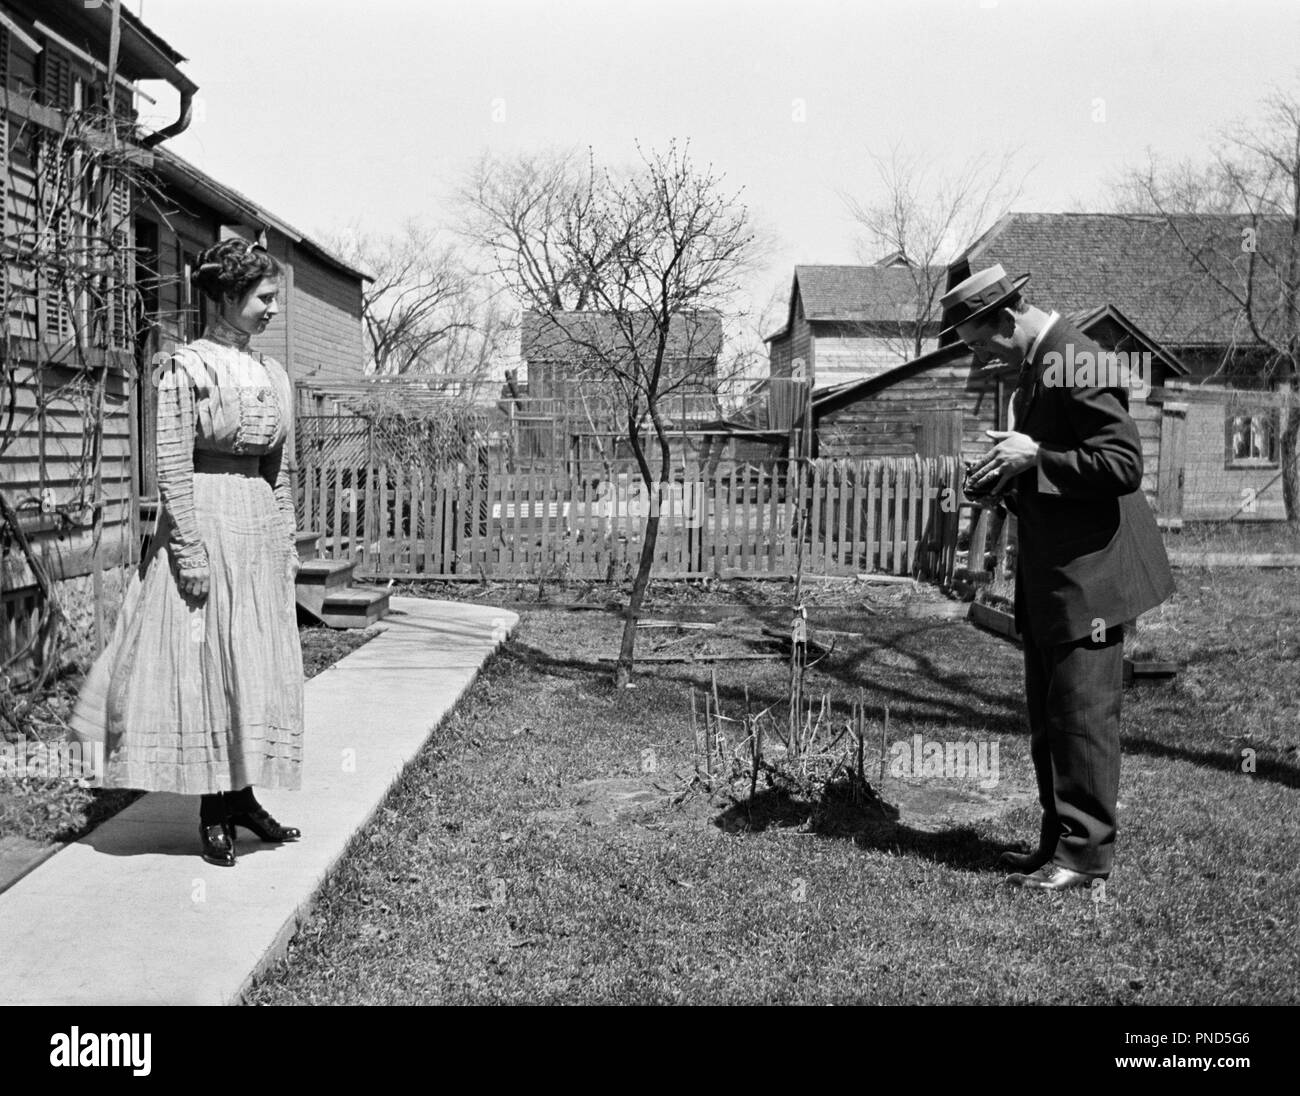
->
<box><xmin>938</xmin><ymin>264</ymin><xmax>1031</xmax><ymax>338</ymax></box>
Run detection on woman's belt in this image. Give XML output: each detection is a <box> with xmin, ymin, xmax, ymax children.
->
<box><xmin>194</xmin><ymin>451</ymin><xmax>261</xmax><ymax>476</ymax></box>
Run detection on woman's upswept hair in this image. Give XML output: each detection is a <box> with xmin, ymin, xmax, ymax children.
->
<box><xmin>191</xmin><ymin>238</ymin><xmax>281</xmax><ymax>303</ymax></box>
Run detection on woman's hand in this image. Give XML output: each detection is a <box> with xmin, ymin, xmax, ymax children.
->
<box><xmin>177</xmin><ymin>563</ymin><xmax>210</xmax><ymax>602</ymax></box>
<box><xmin>287</xmin><ymin>553</ymin><xmax>301</xmax><ymax>582</ymax></box>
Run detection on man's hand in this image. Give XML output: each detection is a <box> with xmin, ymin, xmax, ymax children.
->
<box><xmin>968</xmin><ymin>430</ymin><xmax>1040</xmax><ymax>496</ymax></box>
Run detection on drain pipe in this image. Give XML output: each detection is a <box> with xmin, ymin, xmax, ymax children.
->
<box><xmin>142</xmin><ymin>88</ymin><xmax>194</xmax><ymax>148</ymax></box>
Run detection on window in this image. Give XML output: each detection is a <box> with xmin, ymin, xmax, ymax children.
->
<box><xmin>181</xmin><ymin>250</ymin><xmax>209</xmax><ymax>341</ymax></box>
<box><xmin>1226</xmin><ymin>411</ymin><xmax>1280</xmax><ymax>467</ymax></box>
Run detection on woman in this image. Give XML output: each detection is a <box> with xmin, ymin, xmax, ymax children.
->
<box><xmin>70</xmin><ymin>238</ymin><xmax>305</xmax><ymax>867</ymax></box>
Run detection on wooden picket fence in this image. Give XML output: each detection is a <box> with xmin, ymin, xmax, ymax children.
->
<box><xmin>296</xmin><ymin>456</ymin><xmax>962</xmax><ymax>583</ymax></box>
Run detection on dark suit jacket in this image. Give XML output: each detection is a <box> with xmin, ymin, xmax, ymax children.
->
<box><xmin>1003</xmin><ymin>319</ymin><xmax>1174</xmax><ymax>646</ymax></box>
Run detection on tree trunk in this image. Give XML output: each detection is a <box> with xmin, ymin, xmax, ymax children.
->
<box><xmin>613</xmin><ymin>399</ymin><xmax>673</xmax><ymax>688</ymax></box>
<box><xmin>613</xmin><ymin>507</ymin><xmax>661</xmax><ymax>688</ymax></box>
<box><xmin>1282</xmin><ymin>371</ymin><xmax>1300</xmax><ymax>525</ymax></box>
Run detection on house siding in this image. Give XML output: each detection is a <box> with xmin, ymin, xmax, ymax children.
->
<box><xmin>814</xmin><ymin>329</ymin><xmax>939</xmax><ymax>387</ymax></box>
<box><xmin>1180</xmin><ymin>398</ymin><xmax>1288</xmax><ymax>521</ymax></box>
<box><xmin>817</xmin><ymin>362</ymin><xmax>997</xmax><ymax>463</ymax></box>
<box><xmin>2</xmin><ymin>12</ymin><xmax>140</xmax><ymax>595</ymax></box>
<box><xmin>288</xmin><ymin>249</ymin><xmax>365</xmax><ymax>385</ymax></box>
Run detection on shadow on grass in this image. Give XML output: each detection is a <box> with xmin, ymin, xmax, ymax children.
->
<box><xmin>713</xmin><ymin>783</ymin><xmax>1009</xmax><ymax>874</ymax></box>
<box><xmin>506</xmin><ymin>622</ymin><xmax>1027</xmax><ymax>738</ymax></box>
<box><xmin>500</xmin><ymin>641</ymin><xmax>612</xmax><ymax>683</ymax></box>
<box><xmin>1123</xmin><ymin>734</ymin><xmax>1300</xmax><ymax>791</ymax></box>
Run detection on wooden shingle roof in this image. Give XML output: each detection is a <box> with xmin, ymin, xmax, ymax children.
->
<box><xmin>960</xmin><ymin>212</ymin><xmax>1289</xmax><ymax>349</ymax></box>
<box><xmin>766</xmin><ymin>264</ymin><xmax>943</xmax><ymax>341</ymax></box>
<box><xmin>796</xmin><ymin>265</ymin><xmax>943</xmax><ymax>323</ymax></box>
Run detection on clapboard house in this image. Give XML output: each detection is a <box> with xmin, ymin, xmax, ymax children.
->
<box><xmin>947</xmin><ymin>212</ymin><xmax>1296</xmax><ymax>521</ymax></box>
<box><xmin>513</xmin><ymin>309</ymin><xmax>725</xmax><ymax>469</ymax></box>
<box><xmin>1</xmin><ymin>0</ymin><xmax>195</xmax><ymax>674</ymax></box>
<box><xmin>764</xmin><ymin>262</ymin><xmax>943</xmax><ymax>431</ymax></box>
<box><xmin>1</xmin><ymin>0</ymin><xmax>368</xmax><ymax>677</ymax></box>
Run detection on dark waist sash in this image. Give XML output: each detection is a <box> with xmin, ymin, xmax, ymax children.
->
<box><xmin>194</xmin><ymin>451</ymin><xmax>261</xmax><ymax>476</ymax></box>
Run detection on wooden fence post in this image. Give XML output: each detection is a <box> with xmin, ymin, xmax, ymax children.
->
<box><xmin>1156</xmin><ymin>399</ymin><xmax>1188</xmax><ymax>531</ymax></box>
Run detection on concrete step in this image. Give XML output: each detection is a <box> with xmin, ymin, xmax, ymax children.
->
<box><xmin>297</xmin><ymin>558</ymin><xmax>355</xmax><ymax>587</ymax></box>
<box><xmin>295</xmin><ymin>559</ymin><xmax>358</xmax><ymax>620</ymax></box>
<box><xmin>295</xmin><ymin>530</ymin><xmax>321</xmax><ymax>561</ymax></box>
<box><xmin>319</xmin><ymin>586</ymin><xmax>390</xmax><ymax>630</ymax></box>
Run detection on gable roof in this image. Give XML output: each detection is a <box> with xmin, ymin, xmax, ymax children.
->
<box><xmin>521</xmin><ymin>310</ymin><xmax>723</xmax><ymax>363</ymax></box>
<box><xmin>1066</xmin><ymin>304</ymin><xmax>1189</xmax><ymax>376</ymax></box>
<box><xmin>766</xmin><ymin>264</ymin><xmax>944</xmax><ymax>341</ymax></box>
<box><xmin>956</xmin><ymin>212</ymin><xmax>1289</xmax><ymax>348</ymax></box>
<box><xmin>153</xmin><ymin>149</ymin><xmax>371</xmax><ymax>283</ymax></box>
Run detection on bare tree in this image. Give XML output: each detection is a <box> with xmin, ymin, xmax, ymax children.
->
<box><xmin>456</xmin><ymin>148</ymin><xmax>620</xmax><ymax>311</ymax></box>
<box><xmin>1115</xmin><ymin>85</ymin><xmax>1300</xmax><ymax>523</ymax></box>
<box><xmin>843</xmin><ymin>145</ymin><xmax>1024</xmax><ymax>359</ymax></box>
<box><xmin>513</xmin><ymin>141</ymin><xmax>760</xmax><ymax>686</ymax></box>
<box><xmin>328</xmin><ymin>221</ymin><xmax>498</xmax><ymax>384</ymax></box>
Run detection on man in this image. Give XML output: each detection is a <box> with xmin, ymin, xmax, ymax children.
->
<box><xmin>940</xmin><ymin>265</ymin><xmax>1174</xmax><ymax>892</ymax></box>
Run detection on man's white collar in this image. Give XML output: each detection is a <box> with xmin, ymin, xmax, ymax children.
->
<box><xmin>1025</xmin><ymin>311</ymin><xmax>1061</xmax><ymax>366</ymax></box>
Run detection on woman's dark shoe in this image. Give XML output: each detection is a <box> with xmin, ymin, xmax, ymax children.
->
<box><xmin>229</xmin><ymin>808</ymin><xmax>301</xmax><ymax>843</ymax></box>
<box><xmin>200</xmin><ymin>822</ymin><xmax>237</xmax><ymax>867</ymax></box>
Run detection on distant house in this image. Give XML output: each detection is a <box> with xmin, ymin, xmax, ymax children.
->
<box><xmin>764</xmin><ymin>262</ymin><xmax>943</xmax><ymax>417</ymax></box>
<box><xmin>946</xmin><ymin>212</ymin><xmax>1295</xmax><ymax>521</ymax></box>
<box><xmin>513</xmin><ymin>309</ymin><xmax>724</xmax><ymax>468</ymax></box>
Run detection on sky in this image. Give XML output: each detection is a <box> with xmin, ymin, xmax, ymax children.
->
<box><xmin>129</xmin><ymin>0</ymin><xmax>1300</xmax><ymax>331</ymax></box>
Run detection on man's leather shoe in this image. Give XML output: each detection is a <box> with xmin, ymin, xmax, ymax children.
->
<box><xmin>1005</xmin><ymin>863</ymin><xmax>1104</xmax><ymax>891</ymax></box>
<box><xmin>229</xmin><ymin>808</ymin><xmax>301</xmax><ymax>843</ymax></box>
<box><xmin>200</xmin><ymin>822</ymin><xmax>236</xmax><ymax>867</ymax></box>
<box><xmin>999</xmin><ymin>848</ymin><xmax>1052</xmax><ymax>872</ymax></box>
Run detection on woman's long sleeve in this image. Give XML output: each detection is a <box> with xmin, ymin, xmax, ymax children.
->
<box><xmin>155</xmin><ymin>355</ymin><xmax>208</xmax><ymax>571</ymax></box>
<box><xmin>260</xmin><ymin>443</ymin><xmax>298</xmax><ymax>555</ymax></box>
<box><xmin>260</xmin><ymin>361</ymin><xmax>298</xmax><ymax>555</ymax></box>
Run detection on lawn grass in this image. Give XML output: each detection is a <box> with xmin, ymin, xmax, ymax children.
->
<box><xmin>1170</xmin><ymin>520</ymin><xmax>1300</xmax><ymax>556</ymax></box>
<box><xmin>246</xmin><ymin>570</ymin><xmax>1299</xmax><ymax>1004</ymax></box>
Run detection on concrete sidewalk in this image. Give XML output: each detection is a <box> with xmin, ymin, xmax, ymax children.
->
<box><xmin>0</xmin><ymin>597</ymin><xmax>518</xmax><ymax>1005</ymax></box>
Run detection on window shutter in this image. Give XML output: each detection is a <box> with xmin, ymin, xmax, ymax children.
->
<box><xmin>36</xmin><ymin>134</ymin><xmax>72</xmax><ymax>345</ymax></box>
<box><xmin>109</xmin><ymin>171</ymin><xmax>132</xmax><ymax>349</ymax></box>
<box><xmin>1</xmin><ymin>26</ymin><xmax>8</xmax><ymax>285</ymax></box>
<box><xmin>1</xmin><ymin>111</ymin><xmax>7</xmax><ymax>337</ymax></box>
<box><xmin>41</xmin><ymin>44</ymin><xmax>73</xmax><ymax>111</ymax></box>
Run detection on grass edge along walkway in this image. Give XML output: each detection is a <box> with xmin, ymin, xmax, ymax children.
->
<box><xmin>0</xmin><ymin>598</ymin><xmax>518</xmax><ymax>1006</ymax></box>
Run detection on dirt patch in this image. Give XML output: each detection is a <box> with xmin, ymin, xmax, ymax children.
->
<box><xmin>528</xmin><ymin>776</ymin><xmax>678</xmax><ymax>831</ymax></box>
<box><xmin>528</xmin><ymin>767</ymin><xmax>1036</xmax><ymax>842</ymax></box>
<box><xmin>884</xmin><ymin>779</ymin><xmax>1037</xmax><ymax>832</ymax></box>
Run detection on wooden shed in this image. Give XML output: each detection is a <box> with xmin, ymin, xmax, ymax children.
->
<box><xmin>810</xmin><ymin>305</ymin><xmax>1189</xmax><ymax>517</ymax></box>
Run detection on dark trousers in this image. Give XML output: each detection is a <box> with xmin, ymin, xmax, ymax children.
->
<box><xmin>1022</xmin><ymin>624</ymin><xmax>1124</xmax><ymax>875</ymax></box>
